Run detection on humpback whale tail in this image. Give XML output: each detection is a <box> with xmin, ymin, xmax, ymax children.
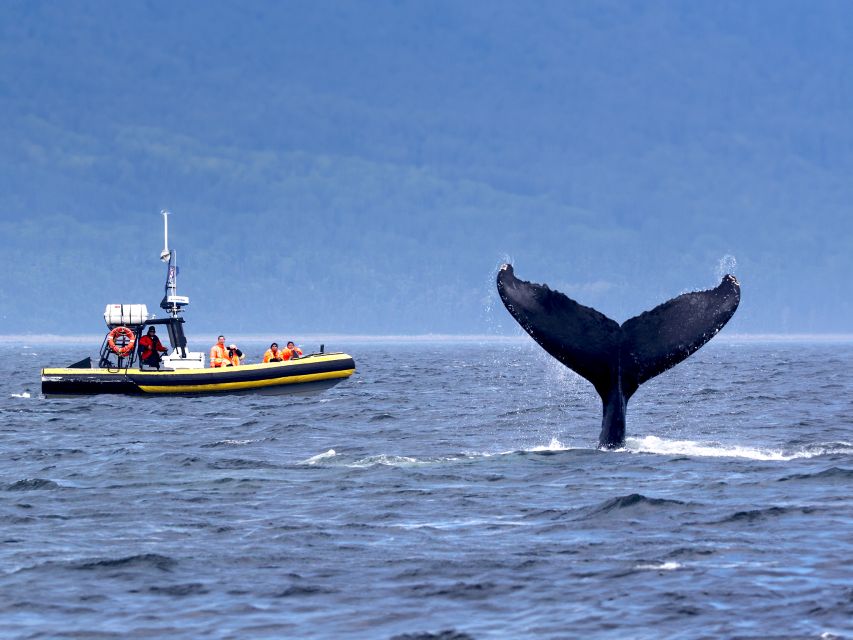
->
<box><xmin>496</xmin><ymin>265</ymin><xmax>740</xmax><ymax>448</ymax></box>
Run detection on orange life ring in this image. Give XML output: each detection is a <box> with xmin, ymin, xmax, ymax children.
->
<box><xmin>107</xmin><ymin>326</ymin><xmax>136</xmax><ymax>357</ymax></box>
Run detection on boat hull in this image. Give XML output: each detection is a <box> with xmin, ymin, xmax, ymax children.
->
<box><xmin>42</xmin><ymin>353</ymin><xmax>355</xmax><ymax>396</ymax></box>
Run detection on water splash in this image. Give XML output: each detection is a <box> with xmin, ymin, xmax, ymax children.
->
<box><xmin>10</xmin><ymin>392</ymin><xmax>31</xmax><ymax>399</ymax></box>
<box><xmin>527</xmin><ymin>437</ymin><xmax>570</xmax><ymax>452</ymax></box>
<box><xmin>483</xmin><ymin>255</ymin><xmax>515</xmax><ymax>335</ymax></box>
<box><xmin>622</xmin><ymin>435</ymin><xmax>848</xmax><ymax>461</ymax></box>
<box><xmin>347</xmin><ymin>454</ymin><xmax>421</xmax><ymax>468</ymax></box>
<box><xmin>301</xmin><ymin>449</ymin><xmax>337</xmax><ymax>465</ymax></box>
<box><xmin>716</xmin><ymin>254</ymin><xmax>737</xmax><ymax>281</ymax></box>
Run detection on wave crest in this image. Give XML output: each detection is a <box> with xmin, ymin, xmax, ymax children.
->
<box><xmin>6</xmin><ymin>478</ymin><xmax>60</xmax><ymax>491</ymax></box>
<box><xmin>622</xmin><ymin>436</ymin><xmax>850</xmax><ymax>461</ymax></box>
<box><xmin>587</xmin><ymin>493</ymin><xmax>686</xmax><ymax>516</ymax></box>
<box><xmin>301</xmin><ymin>449</ymin><xmax>337</xmax><ymax>465</ymax></box>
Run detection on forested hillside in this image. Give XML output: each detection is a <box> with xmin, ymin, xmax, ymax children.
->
<box><xmin>1</xmin><ymin>1</ymin><xmax>851</xmax><ymax>334</ymax></box>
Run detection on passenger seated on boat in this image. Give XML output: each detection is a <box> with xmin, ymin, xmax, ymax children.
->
<box><xmin>210</xmin><ymin>335</ymin><xmax>233</xmax><ymax>367</ymax></box>
<box><xmin>228</xmin><ymin>344</ymin><xmax>245</xmax><ymax>366</ymax></box>
<box><xmin>282</xmin><ymin>341</ymin><xmax>303</xmax><ymax>360</ymax></box>
<box><xmin>138</xmin><ymin>326</ymin><xmax>168</xmax><ymax>369</ymax></box>
<box><xmin>263</xmin><ymin>343</ymin><xmax>284</xmax><ymax>363</ymax></box>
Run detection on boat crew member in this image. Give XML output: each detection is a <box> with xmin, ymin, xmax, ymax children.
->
<box><xmin>283</xmin><ymin>341</ymin><xmax>303</xmax><ymax>360</ymax></box>
<box><xmin>263</xmin><ymin>343</ymin><xmax>284</xmax><ymax>363</ymax></box>
<box><xmin>210</xmin><ymin>335</ymin><xmax>232</xmax><ymax>367</ymax></box>
<box><xmin>138</xmin><ymin>326</ymin><xmax>168</xmax><ymax>368</ymax></box>
<box><xmin>228</xmin><ymin>344</ymin><xmax>244</xmax><ymax>366</ymax></box>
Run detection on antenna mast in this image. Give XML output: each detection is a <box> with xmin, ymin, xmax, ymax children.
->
<box><xmin>159</xmin><ymin>210</ymin><xmax>189</xmax><ymax>318</ymax></box>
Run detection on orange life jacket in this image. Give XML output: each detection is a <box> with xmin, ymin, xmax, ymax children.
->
<box><xmin>263</xmin><ymin>349</ymin><xmax>283</xmax><ymax>363</ymax></box>
<box><xmin>210</xmin><ymin>344</ymin><xmax>230</xmax><ymax>367</ymax></box>
<box><xmin>229</xmin><ymin>349</ymin><xmax>243</xmax><ymax>366</ymax></box>
<box><xmin>281</xmin><ymin>346</ymin><xmax>303</xmax><ymax>361</ymax></box>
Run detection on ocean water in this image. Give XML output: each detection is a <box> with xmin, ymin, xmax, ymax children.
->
<box><xmin>1</xmin><ymin>339</ymin><xmax>851</xmax><ymax>639</ymax></box>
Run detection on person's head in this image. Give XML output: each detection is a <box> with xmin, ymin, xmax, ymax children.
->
<box><xmin>228</xmin><ymin>344</ymin><xmax>237</xmax><ymax>351</ymax></box>
<box><xmin>147</xmin><ymin>327</ymin><xmax>156</xmax><ymax>336</ymax></box>
<box><xmin>286</xmin><ymin>341</ymin><xmax>296</xmax><ymax>348</ymax></box>
<box><xmin>270</xmin><ymin>343</ymin><xmax>279</xmax><ymax>352</ymax></box>
<box><xmin>218</xmin><ymin>335</ymin><xmax>225</xmax><ymax>345</ymax></box>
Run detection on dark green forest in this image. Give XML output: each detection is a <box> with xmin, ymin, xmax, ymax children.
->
<box><xmin>1</xmin><ymin>1</ymin><xmax>851</xmax><ymax>334</ymax></box>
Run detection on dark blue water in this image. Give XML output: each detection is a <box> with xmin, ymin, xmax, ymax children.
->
<box><xmin>2</xmin><ymin>340</ymin><xmax>852</xmax><ymax>639</ymax></box>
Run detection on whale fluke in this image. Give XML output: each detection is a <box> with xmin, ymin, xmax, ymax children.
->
<box><xmin>496</xmin><ymin>264</ymin><xmax>740</xmax><ymax>448</ymax></box>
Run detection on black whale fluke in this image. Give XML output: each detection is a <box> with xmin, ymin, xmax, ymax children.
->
<box><xmin>496</xmin><ymin>264</ymin><xmax>740</xmax><ymax>448</ymax></box>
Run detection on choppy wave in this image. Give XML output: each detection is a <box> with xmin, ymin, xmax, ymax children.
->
<box><xmin>634</xmin><ymin>561</ymin><xmax>682</xmax><ymax>571</ymax></box>
<box><xmin>306</xmin><ymin>438</ymin><xmax>581</xmax><ymax>468</ymax></box>
<box><xmin>148</xmin><ymin>583</ymin><xmax>209</xmax><ymax>596</ymax></box>
<box><xmin>73</xmin><ymin>553</ymin><xmax>176</xmax><ymax>572</ymax></box>
<box><xmin>622</xmin><ymin>435</ymin><xmax>852</xmax><ymax>460</ymax></box>
<box><xmin>201</xmin><ymin>439</ymin><xmax>260</xmax><ymax>448</ymax></box>
<box><xmin>5</xmin><ymin>478</ymin><xmax>60</xmax><ymax>491</ymax></box>
<box><xmin>4</xmin><ymin>342</ymin><xmax>852</xmax><ymax>638</ymax></box>
<box><xmin>526</xmin><ymin>437</ymin><xmax>571</xmax><ymax>452</ymax></box>
<box><xmin>348</xmin><ymin>454</ymin><xmax>423</xmax><ymax>468</ymax></box>
<box><xmin>586</xmin><ymin>493</ymin><xmax>686</xmax><ymax>516</ymax></box>
<box><xmin>718</xmin><ymin>505</ymin><xmax>820</xmax><ymax>523</ymax></box>
<box><xmin>778</xmin><ymin>467</ymin><xmax>853</xmax><ymax>482</ymax></box>
<box><xmin>391</xmin><ymin>517</ymin><xmax>529</xmax><ymax>531</ymax></box>
<box><xmin>301</xmin><ymin>449</ymin><xmax>337</xmax><ymax>465</ymax></box>
<box><xmin>207</xmin><ymin>458</ymin><xmax>279</xmax><ymax>470</ymax></box>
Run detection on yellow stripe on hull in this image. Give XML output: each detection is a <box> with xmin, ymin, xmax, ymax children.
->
<box><xmin>43</xmin><ymin>353</ymin><xmax>353</xmax><ymax>378</ymax></box>
<box><xmin>137</xmin><ymin>368</ymin><xmax>355</xmax><ymax>394</ymax></box>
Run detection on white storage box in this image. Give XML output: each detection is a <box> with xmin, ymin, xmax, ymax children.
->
<box><xmin>161</xmin><ymin>352</ymin><xmax>205</xmax><ymax>369</ymax></box>
<box><xmin>104</xmin><ymin>304</ymin><xmax>150</xmax><ymax>327</ymax></box>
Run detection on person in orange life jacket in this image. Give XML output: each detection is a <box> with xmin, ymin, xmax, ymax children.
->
<box><xmin>227</xmin><ymin>344</ymin><xmax>244</xmax><ymax>366</ymax></box>
<box><xmin>138</xmin><ymin>326</ymin><xmax>168</xmax><ymax>368</ymax></box>
<box><xmin>263</xmin><ymin>343</ymin><xmax>284</xmax><ymax>363</ymax></box>
<box><xmin>210</xmin><ymin>335</ymin><xmax>232</xmax><ymax>367</ymax></box>
<box><xmin>282</xmin><ymin>341</ymin><xmax>303</xmax><ymax>361</ymax></box>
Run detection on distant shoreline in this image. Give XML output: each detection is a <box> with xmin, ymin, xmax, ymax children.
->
<box><xmin>3</xmin><ymin>333</ymin><xmax>853</xmax><ymax>345</ymax></box>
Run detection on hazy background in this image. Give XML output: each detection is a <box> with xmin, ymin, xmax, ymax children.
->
<box><xmin>1</xmin><ymin>0</ymin><xmax>851</xmax><ymax>335</ymax></box>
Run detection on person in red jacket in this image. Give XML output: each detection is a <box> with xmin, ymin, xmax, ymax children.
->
<box><xmin>138</xmin><ymin>326</ymin><xmax>168</xmax><ymax>368</ymax></box>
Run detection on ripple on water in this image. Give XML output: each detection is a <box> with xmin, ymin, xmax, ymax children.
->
<box><xmin>777</xmin><ymin>467</ymin><xmax>853</xmax><ymax>482</ymax></box>
<box><xmin>718</xmin><ymin>506</ymin><xmax>821</xmax><ymax>524</ymax></box>
<box><xmin>72</xmin><ymin>554</ymin><xmax>177</xmax><ymax>572</ymax></box>
<box><xmin>5</xmin><ymin>479</ymin><xmax>61</xmax><ymax>491</ymax></box>
<box><xmin>583</xmin><ymin>493</ymin><xmax>688</xmax><ymax>519</ymax></box>
<box><xmin>2</xmin><ymin>342</ymin><xmax>852</xmax><ymax>639</ymax></box>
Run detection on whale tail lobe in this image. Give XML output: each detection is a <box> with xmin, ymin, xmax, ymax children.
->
<box><xmin>496</xmin><ymin>264</ymin><xmax>740</xmax><ymax>447</ymax></box>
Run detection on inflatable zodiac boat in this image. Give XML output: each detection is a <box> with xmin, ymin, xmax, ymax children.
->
<box><xmin>41</xmin><ymin>212</ymin><xmax>355</xmax><ymax>396</ymax></box>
